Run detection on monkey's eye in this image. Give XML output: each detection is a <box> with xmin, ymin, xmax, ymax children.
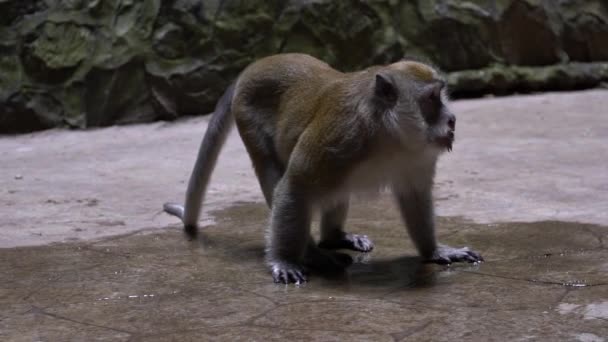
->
<box><xmin>418</xmin><ymin>82</ymin><xmax>443</xmax><ymax>125</ymax></box>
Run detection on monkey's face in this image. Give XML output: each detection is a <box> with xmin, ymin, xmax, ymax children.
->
<box><xmin>416</xmin><ymin>81</ymin><xmax>456</xmax><ymax>152</ymax></box>
<box><xmin>374</xmin><ymin>73</ymin><xmax>455</xmax><ymax>152</ymax></box>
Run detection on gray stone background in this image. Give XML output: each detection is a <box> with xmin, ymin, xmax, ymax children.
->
<box><xmin>1</xmin><ymin>0</ymin><xmax>607</xmax><ymax>134</ymax></box>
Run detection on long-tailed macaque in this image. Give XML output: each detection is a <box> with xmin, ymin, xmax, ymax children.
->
<box><xmin>164</xmin><ymin>53</ymin><xmax>483</xmax><ymax>284</ymax></box>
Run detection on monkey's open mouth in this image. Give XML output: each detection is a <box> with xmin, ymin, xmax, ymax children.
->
<box><xmin>436</xmin><ymin>131</ymin><xmax>454</xmax><ymax>151</ymax></box>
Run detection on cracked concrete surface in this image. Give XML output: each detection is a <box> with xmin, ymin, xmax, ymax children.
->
<box><xmin>1</xmin><ymin>90</ymin><xmax>608</xmax><ymax>341</ymax></box>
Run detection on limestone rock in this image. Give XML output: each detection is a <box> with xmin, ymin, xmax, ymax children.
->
<box><xmin>1</xmin><ymin>0</ymin><xmax>607</xmax><ymax>133</ymax></box>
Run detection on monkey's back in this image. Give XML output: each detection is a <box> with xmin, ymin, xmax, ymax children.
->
<box><xmin>232</xmin><ymin>54</ymin><xmax>345</xmax><ymax>164</ymax></box>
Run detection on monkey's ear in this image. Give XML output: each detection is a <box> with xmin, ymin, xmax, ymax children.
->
<box><xmin>374</xmin><ymin>74</ymin><xmax>398</xmax><ymax>106</ymax></box>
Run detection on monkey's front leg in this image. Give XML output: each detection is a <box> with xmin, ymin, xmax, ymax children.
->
<box><xmin>267</xmin><ymin>178</ymin><xmax>311</xmax><ymax>284</ymax></box>
<box><xmin>318</xmin><ymin>200</ymin><xmax>374</xmax><ymax>252</ymax></box>
<box><xmin>395</xmin><ymin>185</ymin><xmax>483</xmax><ymax>264</ymax></box>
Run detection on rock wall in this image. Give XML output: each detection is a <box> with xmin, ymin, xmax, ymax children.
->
<box><xmin>1</xmin><ymin>0</ymin><xmax>607</xmax><ymax>133</ymax></box>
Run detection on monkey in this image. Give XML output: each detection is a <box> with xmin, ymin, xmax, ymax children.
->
<box><xmin>163</xmin><ymin>53</ymin><xmax>483</xmax><ymax>284</ymax></box>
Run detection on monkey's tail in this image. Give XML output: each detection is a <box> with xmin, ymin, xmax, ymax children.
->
<box><xmin>163</xmin><ymin>83</ymin><xmax>236</xmax><ymax>234</ymax></box>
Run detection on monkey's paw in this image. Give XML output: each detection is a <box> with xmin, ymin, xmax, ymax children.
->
<box><xmin>270</xmin><ymin>262</ymin><xmax>308</xmax><ymax>284</ymax></box>
<box><xmin>427</xmin><ymin>245</ymin><xmax>483</xmax><ymax>265</ymax></box>
<box><xmin>318</xmin><ymin>233</ymin><xmax>374</xmax><ymax>253</ymax></box>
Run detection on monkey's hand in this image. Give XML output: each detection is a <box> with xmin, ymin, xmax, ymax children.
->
<box><xmin>427</xmin><ymin>245</ymin><xmax>483</xmax><ymax>265</ymax></box>
<box><xmin>270</xmin><ymin>262</ymin><xmax>308</xmax><ymax>284</ymax></box>
<box><xmin>318</xmin><ymin>233</ymin><xmax>374</xmax><ymax>253</ymax></box>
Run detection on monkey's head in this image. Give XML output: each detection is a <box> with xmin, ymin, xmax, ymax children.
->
<box><xmin>372</xmin><ymin>61</ymin><xmax>455</xmax><ymax>153</ymax></box>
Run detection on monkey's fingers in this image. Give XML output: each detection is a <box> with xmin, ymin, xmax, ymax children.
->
<box><xmin>275</xmin><ymin>270</ymin><xmax>306</xmax><ymax>284</ymax></box>
<box><xmin>465</xmin><ymin>250</ymin><xmax>484</xmax><ymax>262</ymax></box>
<box><xmin>318</xmin><ymin>233</ymin><xmax>374</xmax><ymax>253</ymax></box>
<box><xmin>427</xmin><ymin>246</ymin><xmax>483</xmax><ymax>265</ymax></box>
<box><xmin>428</xmin><ymin>256</ymin><xmax>452</xmax><ymax>265</ymax></box>
<box><xmin>351</xmin><ymin>234</ymin><xmax>374</xmax><ymax>252</ymax></box>
<box><xmin>292</xmin><ymin>270</ymin><xmax>307</xmax><ymax>284</ymax></box>
<box><xmin>454</xmin><ymin>248</ymin><xmax>483</xmax><ymax>263</ymax></box>
<box><xmin>461</xmin><ymin>253</ymin><xmax>478</xmax><ymax>263</ymax></box>
<box><xmin>272</xmin><ymin>265</ymin><xmax>308</xmax><ymax>284</ymax></box>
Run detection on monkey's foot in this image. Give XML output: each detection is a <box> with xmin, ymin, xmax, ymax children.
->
<box><xmin>427</xmin><ymin>245</ymin><xmax>483</xmax><ymax>265</ymax></box>
<box><xmin>270</xmin><ymin>262</ymin><xmax>308</xmax><ymax>284</ymax></box>
<box><xmin>318</xmin><ymin>233</ymin><xmax>374</xmax><ymax>253</ymax></box>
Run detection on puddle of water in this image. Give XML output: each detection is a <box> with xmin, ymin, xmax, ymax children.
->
<box><xmin>558</xmin><ymin>301</ymin><xmax>608</xmax><ymax>320</ymax></box>
<box><xmin>585</xmin><ymin>301</ymin><xmax>608</xmax><ymax>320</ymax></box>
<box><xmin>1</xmin><ymin>200</ymin><xmax>607</xmax><ymax>341</ymax></box>
<box><xmin>575</xmin><ymin>333</ymin><xmax>606</xmax><ymax>342</ymax></box>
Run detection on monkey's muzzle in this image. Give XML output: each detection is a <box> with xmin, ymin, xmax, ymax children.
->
<box><xmin>436</xmin><ymin>114</ymin><xmax>456</xmax><ymax>151</ymax></box>
<box><xmin>436</xmin><ymin>130</ymin><xmax>454</xmax><ymax>152</ymax></box>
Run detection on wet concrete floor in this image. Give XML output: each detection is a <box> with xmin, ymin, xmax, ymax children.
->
<box><xmin>2</xmin><ymin>90</ymin><xmax>608</xmax><ymax>340</ymax></box>
<box><xmin>2</xmin><ymin>198</ymin><xmax>607</xmax><ymax>341</ymax></box>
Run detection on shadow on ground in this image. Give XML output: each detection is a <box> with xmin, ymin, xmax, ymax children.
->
<box><xmin>1</xmin><ymin>197</ymin><xmax>607</xmax><ymax>341</ymax></box>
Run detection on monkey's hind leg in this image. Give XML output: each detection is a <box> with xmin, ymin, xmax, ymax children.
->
<box><xmin>318</xmin><ymin>200</ymin><xmax>374</xmax><ymax>253</ymax></box>
<box><xmin>242</xmin><ymin>135</ymin><xmax>284</xmax><ymax>207</ymax></box>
